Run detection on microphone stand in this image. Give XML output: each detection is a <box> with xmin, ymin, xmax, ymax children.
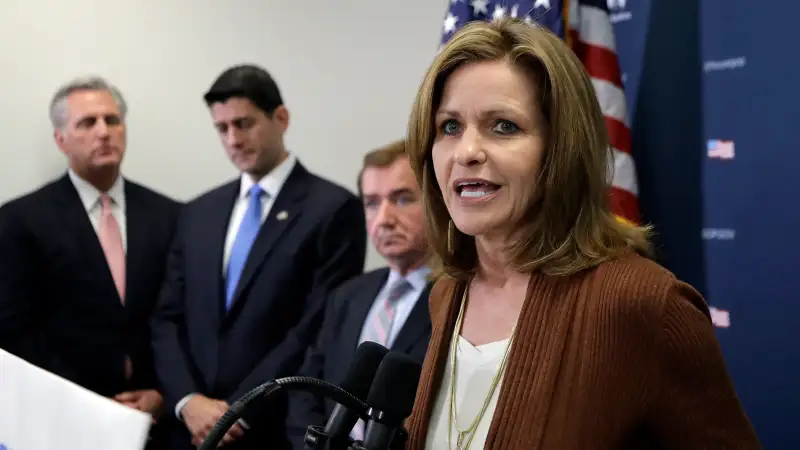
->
<box><xmin>198</xmin><ymin>376</ymin><xmax>367</xmax><ymax>450</ymax></box>
<box><xmin>303</xmin><ymin>424</ymin><xmax>352</xmax><ymax>450</ymax></box>
<box><xmin>342</xmin><ymin>406</ymin><xmax>410</xmax><ymax>450</ymax></box>
<box><xmin>304</xmin><ymin>426</ymin><xmax>407</xmax><ymax>450</ymax></box>
<box><xmin>343</xmin><ymin>429</ymin><xmax>408</xmax><ymax>450</ymax></box>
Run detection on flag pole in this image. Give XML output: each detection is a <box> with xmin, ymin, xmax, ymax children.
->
<box><xmin>563</xmin><ymin>0</ymin><xmax>571</xmax><ymax>46</ymax></box>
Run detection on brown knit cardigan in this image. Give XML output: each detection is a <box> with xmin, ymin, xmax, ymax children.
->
<box><xmin>404</xmin><ymin>252</ymin><xmax>761</xmax><ymax>449</ymax></box>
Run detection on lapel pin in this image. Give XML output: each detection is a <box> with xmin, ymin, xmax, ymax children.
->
<box><xmin>276</xmin><ymin>210</ymin><xmax>289</xmax><ymax>221</ymax></box>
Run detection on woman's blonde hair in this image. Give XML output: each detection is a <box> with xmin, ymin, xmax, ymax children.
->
<box><xmin>407</xmin><ymin>18</ymin><xmax>652</xmax><ymax>279</ymax></box>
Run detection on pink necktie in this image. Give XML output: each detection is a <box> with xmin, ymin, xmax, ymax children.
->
<box><xmin>98</xmin><ymin>194</ymin><xmax>125</xmax><ymax>302</ymax></box>
<box><xmin>98</xmin><ymin>194</ymin><xmax>131</xmax><ymax>380</ymax></box>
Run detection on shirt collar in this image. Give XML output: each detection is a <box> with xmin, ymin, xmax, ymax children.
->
<box><xmin>68</xmin><ymin>169</ymin><xmax>126</xmax><ymax>212</ymax></box>
<box><xmin>386</xmin><ymin>265</ymin><xmax>432</xmax><ymax>292</ymax></box>
<box><xmin>238</xmin><ymin>153</ymin><xmax>297</xmax><ymax>199</ymax></box>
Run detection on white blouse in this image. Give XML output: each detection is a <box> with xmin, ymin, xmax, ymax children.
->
<box><xmin>424</xmin><ymin>334</ymin><xmax>510</xmax><ymax>450</ymax></box>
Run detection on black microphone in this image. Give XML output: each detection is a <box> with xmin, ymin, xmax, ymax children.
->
<box><xmin>323</xmin><ymin>343</ymin><xmax>389</xmax><ymax>435</ymax></box>
<box><xmin>351</xmin><ymin>352</ymin><xmax>422</xmax><ymax>450</ymax></box>
<box><xmin>304</xmin><ymin>341</ymin><xmax>390</xmax><ymax>449</ymax></box>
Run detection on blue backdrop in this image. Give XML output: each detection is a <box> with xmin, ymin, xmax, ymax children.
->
<box><xmin>613</xmin><ymin>1</ymin><xmax>800</xmax><ymax>448</ymax></box>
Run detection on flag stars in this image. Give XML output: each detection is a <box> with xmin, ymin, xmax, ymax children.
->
<box><xmin>443</xmin><ymin>12</ymin><xmax>459</xmax><ymax>34</ymax></box>
<box><xmin>534</xmin><ymin>0</ymin><xmax>551</xmax><ymax>9</ymax></box>
<box><xmin>492</xmin><ymin>4</ymin><xmax>507</xmax><ymax>20</ymax></box>
<box><xmin>471</xmin><ymin>0</ymin><xmax>489</xmax><ymax>15</ymax></box>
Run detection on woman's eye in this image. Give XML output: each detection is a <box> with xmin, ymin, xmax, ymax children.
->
<box><xmin>493</xmin><ymin>120</ymin><xmax>519</xmax><ymax>134</ymax></box>
<box><xmin>441</xmin><ymin>120</ymin><xmax>461</xmax><ymax>135</ymax></box>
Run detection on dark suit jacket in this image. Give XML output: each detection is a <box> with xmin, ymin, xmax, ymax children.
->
<box><xmin>0</xmin><ymin>174</ymin><xmax>180</xmax><ymax>396</ymax></box>
<box><xmin>151</xmin><ymin>162</ymin><xmax>367</xmax><ymax>450</ymax></box>
<box><xmin>285</xmin><ymin>267</ymin><xmax>432</xmax><ymax>449</ymax></box>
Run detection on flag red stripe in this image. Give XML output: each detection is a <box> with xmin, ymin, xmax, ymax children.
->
<box><xmin>570</xmin><ymin>13</ymin><xmax>640</xmax><ymax>224</ymax></box>
<box><xmin>606</xmin><ymin>117</ymin><xmax>632</xmax><ymax>155</ymax></box>
<box><xmin>573</xmin><ymin>41</ymin><xmax>624</xmax><ymax>87</ymax></box>
<box><xmin>609</xmin><ymin>185</ymin><xmax>641</xmax><ymax>224</ymax></box>
<box><xmin>568</xmin><ymin>5</ymin><xmax>641</xmax><ymax>224</ymax></box>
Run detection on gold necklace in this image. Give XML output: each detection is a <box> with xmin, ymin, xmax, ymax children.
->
<box><xmin>447</xmin><ymin>282</ymin><xmax>517</xmax><ymax>450</ymax></box>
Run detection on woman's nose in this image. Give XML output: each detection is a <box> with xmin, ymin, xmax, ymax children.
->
<box><xmin>453</xmin><ymin>127</ymin><xmax>487</xmax><ymax>166</ymax></box>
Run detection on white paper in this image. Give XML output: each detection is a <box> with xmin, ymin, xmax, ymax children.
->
<box><xmin>0</xmin><ymin>349</ymin><xmax>151</xmax><ymax>450</ymax></box>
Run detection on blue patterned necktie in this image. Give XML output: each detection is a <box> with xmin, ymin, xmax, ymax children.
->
<box><xmin>225</xmin><ymin>184</ymin><xmax>264</xmax><ymax>310</ymax></box>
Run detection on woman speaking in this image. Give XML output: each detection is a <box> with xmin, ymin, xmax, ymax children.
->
<box><xmin>402</xmin><ymin>18</ymin><xmax>761</xmax><ymax>450</ymax></box>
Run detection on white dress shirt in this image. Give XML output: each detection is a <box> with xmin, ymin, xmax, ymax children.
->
<box><xmin>357</xmin><ymin>265</ymin><xmax>431</xmax><ymax>349</ymax></box>
<box><xmin>68</xmin><ymin>169</ymin><xmax>127</xmax><ymax>252</ymax></box>
<box><xmin>175</xmin><ymin>153</ymin><xmax>296</xmax><ymax>421</ymax></box>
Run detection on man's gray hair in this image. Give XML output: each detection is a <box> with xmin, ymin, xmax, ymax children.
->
<box><xmin>49</xmin><ymin>76</ymin><xmax>128</xmax><ymax>129</ymax></box>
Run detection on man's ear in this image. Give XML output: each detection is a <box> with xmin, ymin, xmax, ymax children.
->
<box><xmin>273</xmin><ymin>105</ymin><xmax>290</xmax><ymax>131</ymax></box>
<box><xmin>53</xmin><ymin>129</ymin><xmax>67</xmax><ymax>156</ymax></box>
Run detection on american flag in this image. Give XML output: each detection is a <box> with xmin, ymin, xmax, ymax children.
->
<box><xmin>441</xmin><ymin>0</ymin><xmax>641</xmax><ymax>225</ymax></box>
<box><xmin>707</xmin><ymin>139</ymin><xmax>735</xmax><ymax>160</ymax></box>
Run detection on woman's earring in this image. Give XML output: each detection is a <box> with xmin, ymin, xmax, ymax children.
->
<box><xmin>447</xmin><ymin>220</ymin><xmax>455</xmax><ymax>254</ymax></box>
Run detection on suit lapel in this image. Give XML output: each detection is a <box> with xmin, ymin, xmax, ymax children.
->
<box><xmin>206</xmin><ymin>181</ymin><xmax>240</xmax><ymax>324</ymax></box>
<box><xmin>340</xmin><ymin>269</ymin><xmax>390</xmax><ymax>352</ymax></box>
<box><xmin>226</xmin><ymin>164</ymin><xmax>310</xmax><ymax>314</ymax></box>
<box><xmin>123</xmin><ymin>183</ymin><xmax>145</xmax><ymax>309</ymax></box>
<box><xmin>52</xmin><ymin>174</ymin><xmax>121</xmax><ymax>308</ymax></box>
<box><xmin>390</xmin><ymin>283</ymin><xmax>432</xmax><ymax>354</ymax></box>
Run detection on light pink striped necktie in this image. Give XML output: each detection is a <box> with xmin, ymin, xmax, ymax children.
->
<box><xmin>362</xmin><ymin>279</ymin><xmax>412</xmax><ymax>347</ymax></box>
<box><xmin>98</xmin><ymin>194</ymin><xmax>125</xmax><ymax>303</ymax></box>
<box><xmin>352</xmin><ymin>278</ymin><xmax>413</xmax><ymax>442</ymax></box>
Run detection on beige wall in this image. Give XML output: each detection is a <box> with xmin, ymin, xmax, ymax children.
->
<box><xmin>0</xmin><ymin>0</ymin><xmax>449</xmax><ymax>270</ymax></box>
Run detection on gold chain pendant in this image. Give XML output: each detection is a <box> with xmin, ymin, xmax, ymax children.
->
<box><xmin>456</xmin><ymin>430</ymin><xmax>469</xmax><ymax>449</ymax></box>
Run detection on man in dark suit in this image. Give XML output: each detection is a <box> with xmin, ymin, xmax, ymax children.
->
<box><xmin>0</xmin><ymin>76</ymin><xmax>180</xmax><ymax>445</ymax></box>
<box><xmin>286</xmin><ymin>139</ymin><xmax>432</xmax><ymax>448</ymax></box>
<box><xmin>150</xmin><ymin>64</ymin><xmax>367</xmax><ymax>450</ymax></box>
